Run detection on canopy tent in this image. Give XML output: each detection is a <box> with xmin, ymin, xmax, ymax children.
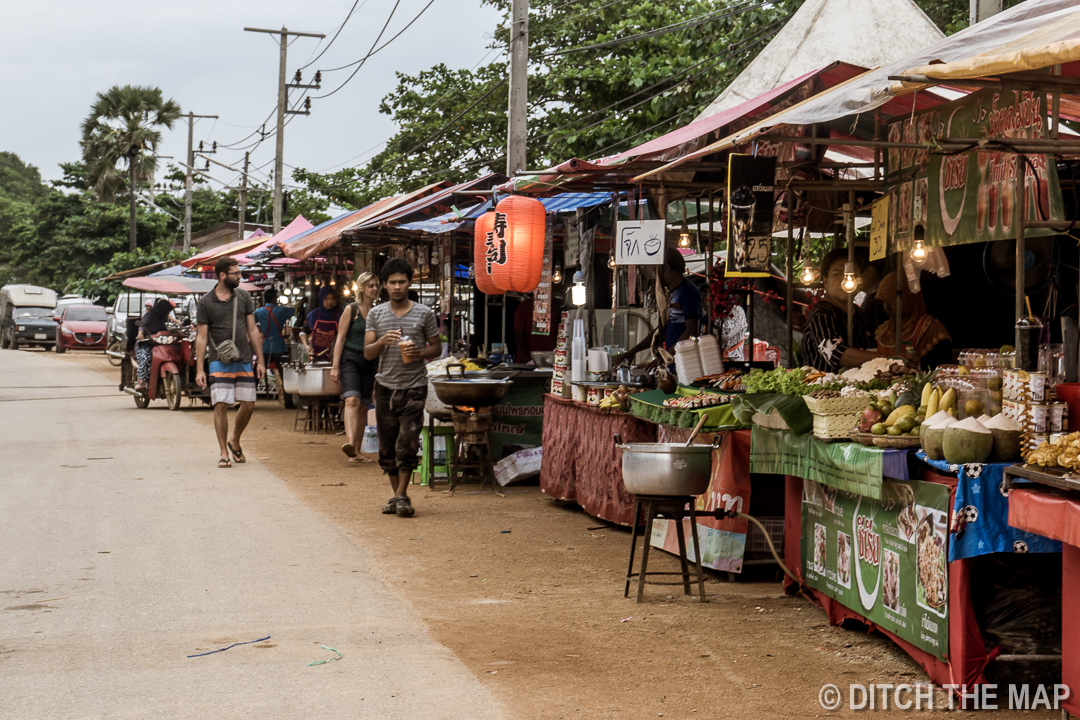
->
<box><xmin>694</xmin><ymin>0</ymin><xmax>943</xmax><ymax>119</ymax></box>
<box><xmin>180</xmin><ymin>229</ymin><xmax>268</xmax><ymax>269</ymax></box>
<box><xmin>100</xmin><ymin>259</ymin><xmax>183</xmax><ymax>282</ymax></box>
<box><xmin>234</xmin><ymin>215</ymin><xmax>315</xmax><ymax>264</ymax></box>
<box><xmin>122</xmin><ymin>275</ymin><xmax>258</xmax><ymax>295</ymax></box>
<box><xmin>636</xmin><ymin>0</ymin><xmax>1080</xmax><ymax>181</ymax></box>
<box><xmin>397</xmin><ymin>192</ymin><xmax>619</xmax><ymax>235</ymax></box>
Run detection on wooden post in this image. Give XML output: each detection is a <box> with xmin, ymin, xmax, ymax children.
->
<box><xmin>786</xmin><ymin>191</ymin><xmax>794</xmax><ymax>368</ymax></box>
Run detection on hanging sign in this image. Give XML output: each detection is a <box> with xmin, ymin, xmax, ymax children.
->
<box><xmin>885</xmin><ymin>88</ymin><xmax>1064</xmax><ymax>250</ymax></box>
<box><xmin>532</xmin><ymin>217</ymin><xmax>554</xmax><ymax>335</ymax></box>
<box><xmin>869</xmin><ymin>195</ymin><xmax>889</xmax><ymax>261</ymax></box>
<box><xmin>726</xmin><ymin>153</ymin><xmax>776</xmax><ymax>277</ymax></box>
<box><xmin>802</xmin><ymin>479</ymin><xmax>951</xmax><ymax>660</ymax></box>
<box><xmin>614</xmin><ymin>219</ymin><xmax>666</xmax><ymax>265</ymax></box>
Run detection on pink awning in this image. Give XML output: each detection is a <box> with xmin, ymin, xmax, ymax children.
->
<box><xmin>235</xmin><ymin>215</ymin><xmax>315</xmax><ymax>264</ymax></box>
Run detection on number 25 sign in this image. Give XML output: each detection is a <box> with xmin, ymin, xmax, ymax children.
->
<box><xmin>614</xmin><ymin>220</ymin><xmax>666</xmax><ymax>265</ymax></box>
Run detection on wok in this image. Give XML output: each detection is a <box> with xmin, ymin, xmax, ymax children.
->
<box><xmin>430</xmin><ymin>363</ymin><xmax>517</xmax><ymax>407</ymax></box>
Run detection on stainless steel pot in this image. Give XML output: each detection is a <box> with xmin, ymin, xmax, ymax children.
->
<box><xmin>614</xmin><ymin>434</ymin><xmax>720</xmax><ymax>496</ymax></box>
<box><xmin>296</xmin><ymin>362</ymin><xmax>343</xmax><ymax>397</ymax></box>
<box><xmin>281</xmin><ymin>364</ymin><xmax>300</xmax><ymax>395</ymax></box>
<box><xmin>429</xmin><ymin>363</ymin><xmax>516</xmax><ymax>407</ymax></box>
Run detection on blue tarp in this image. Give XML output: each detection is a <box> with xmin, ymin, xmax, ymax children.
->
<box><xmin>398</xmin><ymin>193</ymin><xmax>615</xmax><ymax>234</ymax></box>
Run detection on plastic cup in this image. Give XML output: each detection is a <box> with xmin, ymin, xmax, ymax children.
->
<box><xmin>399</xmin><ymin>338</ymin><xmax>416</xmax><ymax>363</ymax></box>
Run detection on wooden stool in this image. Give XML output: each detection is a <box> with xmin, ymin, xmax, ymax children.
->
<box><xmin>624</xmin><ymin>495</ymin><xmax>707</xmax><ymax>603</ymax></box>
<box><xmin>420</xmin><ymin>414</ymin><xmax>455</xmax><ymax>487</ymax></box>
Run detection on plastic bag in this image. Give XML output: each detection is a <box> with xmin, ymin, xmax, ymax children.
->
<box><xmin>360</xmin><ymin>426</ymin><xmax>379</xmax><ymax>454</ymax></box>
<box><xmin>493</xmin><ymin>446</ymin><xmax>542</xmax><ymax>487</ymax></box>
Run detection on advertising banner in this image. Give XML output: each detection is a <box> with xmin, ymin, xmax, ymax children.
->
<box><xmin>802</xmin><ymin>479</ymin><xmax>951</xmax><ymax>660</ymax></box>
<box><xmin>532</xmin><ymin>216</ymin><xmax>554</xmax><ymax>336</ymax></box>
<box><xmin>886</xmin><ymin>88</ymin><xmax>1063</xmax><ymax>250</ymax></box>
<box><xmin>489</xmin><ymin>374</ymin><xmax>548</xmax><ymax>460</ymax></box>
<box><xmin>726</xmin><ymin>154</ymin><xmax>776</xmax><ymax>277</ymax></box>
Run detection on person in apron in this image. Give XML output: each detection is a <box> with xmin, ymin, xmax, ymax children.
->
<box><xmin>300</xmin><ymin>287</ymin><xmax>340</xmax><ymax>361</ymax></box>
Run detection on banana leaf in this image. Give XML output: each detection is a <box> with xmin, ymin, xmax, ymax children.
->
<box><xmin>731</xmin><ymin>392</ymin><xmax>813</xmax><ymax>436</ymax></box>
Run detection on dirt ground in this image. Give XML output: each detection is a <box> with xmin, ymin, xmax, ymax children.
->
<box><xmin>55</xmin><ymin>350</ymin><xmax>1059</xmax><ymax>719</ymax></box>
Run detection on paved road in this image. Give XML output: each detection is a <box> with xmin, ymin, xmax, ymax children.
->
<box><xmin>0</xmin><ymin>349</ymin><xmax>503</xmax><ymax>719</ymax></box>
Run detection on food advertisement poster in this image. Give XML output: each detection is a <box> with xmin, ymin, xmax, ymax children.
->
<box><xmin>532</xmin><ymin>216</ymin><xmax>554</xmax><ymax>336</ymax></box>
<box><xmin>802</xmin><ymin>479</ymin><xmax>950</xmax><ymax>660</ymax></box>
<box><xmin>726</xmin><ymin>153</ymin><xmax>776</xmax><ymax>278</ymax></box>
<box><xmin>869</xmin><ymin>195</ymin><xmax>889</xmax><ymax>261</ymax></box>
<box><xmin>886</xmin><ymin>88</ymin><xmax>1063</xmax><ymax>248</ymax></box>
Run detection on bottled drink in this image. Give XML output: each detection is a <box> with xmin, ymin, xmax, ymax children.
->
<box><xmin>1016</xmin><ymin>316</ymin><xmax>1043</xmax><ymax>371</ymax></box>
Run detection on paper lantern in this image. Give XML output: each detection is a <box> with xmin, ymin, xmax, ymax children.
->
<box><xmin>473</xmin><ymin>211</ymin><xmax>504</xmax><ymax>295</ymax></box>
<box><xmin>490</xmin><ymin>195</ymin><xmax>546</xmax><ymax>293</ymax></box>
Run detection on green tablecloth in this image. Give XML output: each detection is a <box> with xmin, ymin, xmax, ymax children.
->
<box><xmin>750</xmin><ymin>426</ymin><xmax>890</xmax><ymax>499</ymax></box>
<box><xmin>628</xmin><ymin>386</ymin><xmax>746</xmax><ymax>430</ymax></box>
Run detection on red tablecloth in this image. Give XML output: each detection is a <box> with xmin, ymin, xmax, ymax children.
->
<box><xmin>539</xmin><ymin>394</ymin><xmax>656</xmax><ymax>525</ymax></box>
<box><xmin>784</xmin><ymin>468</ymin><xmax>991</xmax><ymax>692</ymax></box>
<box><xmin>1009</xmin><ymin>488</ymin><xmax>1080</xmax><ymax>717</ymax></box>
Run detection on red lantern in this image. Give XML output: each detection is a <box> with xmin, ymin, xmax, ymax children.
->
<box><xmin>490</xmin><ymin>195</ymin><xmax>546</xmax><ymax>293</ymax></box>
<box><xmin>473</xmin><ymin>211</ymin><xmax>503</xmax><ymax>295</ymax></box>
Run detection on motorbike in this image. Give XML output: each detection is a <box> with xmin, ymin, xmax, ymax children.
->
<box><xmin>105</xmin><ymin>329</ymin><xmax>126</xmax><ymax>367</ymax></box>
<box><xmin>119</xmin><ymin>319</ymin><xmax>210</xmax><ymax>410</ymax></box>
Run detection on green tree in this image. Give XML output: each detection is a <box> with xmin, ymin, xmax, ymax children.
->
<box><xmin>80</xmin><ymin>85</ymin><xmax>182</xmax><ymax>252</ymax></box>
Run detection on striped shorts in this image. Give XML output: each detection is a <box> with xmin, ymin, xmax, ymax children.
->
<box><xmin>208</xmin><ymin>361</ymin><xmax>257</xmax><ymax>405</ymax></box>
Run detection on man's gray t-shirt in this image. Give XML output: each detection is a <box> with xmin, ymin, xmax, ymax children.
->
<box><xmin>367</xmin><ymin>301</ymin><xmax>439</xmax><ymax>389</ymax></box>
<box><xmin>196</xmin><ymin>288</ymin><xmax>255</xmax><ymax>363</ymax></box>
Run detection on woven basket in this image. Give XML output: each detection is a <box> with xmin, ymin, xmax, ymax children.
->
<box><xmin>803</xmin><ymin>394</ymin><xmax>869</xmax><ymax>416</ymax></box>
<box><xmin>812</xmin><ymin>411</ymin><xmax>862</xmax><ymax>440</ymax></box>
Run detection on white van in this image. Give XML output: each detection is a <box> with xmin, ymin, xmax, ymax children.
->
<box><xmin>1</xmin><ymin>284</ymin><xmax>59</xmax><ymax>350</ymax></box>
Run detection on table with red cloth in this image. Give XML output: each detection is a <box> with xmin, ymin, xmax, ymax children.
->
<box><xmin>1009</xmin><ymin>487</ymin><xmax>1080</xmax><ymax>718</ymax></box>
<box><xmin>539</xmin><ymin>394</ymin><xmax>656</xmax><ymax>525</ymax></box>
<box><xmin>781</xmin><ymin>465</ymin><xmax>1017</xmax><ymax>693</ymax></box>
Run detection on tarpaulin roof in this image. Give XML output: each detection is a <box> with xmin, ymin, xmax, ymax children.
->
<box><xmin>235</xmin><ymin>215</ymin><xmax>314</xmax><ymax>264</ymax></box>
<box><xmin>695</xmin><ymin>0</ymin><xmax>943</xmax><ymax>119</ymax></box>
<box><xmin>638</xmin><ymin>0</ymin><xmax>1080</xmax><ymax>181</ymax></box>
<box><xmin>398</xmin><ymin>192</ymin><xmax>617</xmax><ymax>234</ymax></box>
<box><xmin>499</xmin><ymin>62</ymin><xmax>871</xmax><ymax>193</ymax></box>
<box><xmin>100</xmin><ymin>259</ymin><xmax>182</xmax><ymax>281</ymax></box>
<box><xmin>181</xmin><ymin>229</ymin><xmax>268</xmax><ymax>269</ymax></box>
<box><xmin>283</xmin><ymin>183</ymin><xmax>449</xmax><ymax>261</ymax></box>
<box><xmin>344</xmin><ymin>174</ymin><xmax>506</xmax><ymax>236</ymax></box>
<box><xmin>122</xmin><ymin>275</ymin><xmax>257</xmax><ymax>295</ymax></box>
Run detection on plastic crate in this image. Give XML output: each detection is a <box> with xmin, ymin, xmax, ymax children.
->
<box><xmin>745</xmin><ymin>516</ymin><xmax>785</xmax><ymax>555</ymax></box>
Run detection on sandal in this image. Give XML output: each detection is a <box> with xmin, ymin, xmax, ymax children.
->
<box><xmin>341</xmin><ymin>442</ymin><xmax>357</xmax><ymax>459</ymax></box>
<box><xmin>227</xmin><ymin>442</ymin><xmax>246</xmax><ymax>463</ymax></box>
<box><xmin>348</xmin><ymin>456</ymin><xmax>376</xmax><ymax>464</ymax></box>
<box><xmin>218</xmin><ymin>457</ymin><xmax>232</xmax><ymax>469</ymax></box>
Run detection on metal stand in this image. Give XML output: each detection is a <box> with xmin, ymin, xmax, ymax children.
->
<box><xmin>624</xmin><ymin>495</ymin><xmax>707</xmax><ymax>603</ymax></box>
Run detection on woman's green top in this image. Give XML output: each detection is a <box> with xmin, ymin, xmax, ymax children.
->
<box><xmin>345</xmin><ymin>303</ymin><xmax>367</xmax><ymax>351</ymax></box>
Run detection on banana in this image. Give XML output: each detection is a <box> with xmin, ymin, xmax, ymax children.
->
<box><xmin>921</xmin><ymin>382</ymin><xmax>933</xmax><ymax>408</ymax></box>
<box><xmin>926</xmin><ymin>387</ymin><xmax>940</xmax><ymax>418</ymax></box>
<box><xmin>884</xmin><ymin>405</ymin><xmax>916</xmax><ymax>427</ymax></box>
<box><xmin>940</xmin><ymin>388</ymin><xmax>957</xmax><ymax>411</ymax></box>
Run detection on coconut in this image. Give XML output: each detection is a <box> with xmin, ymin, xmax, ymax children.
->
<box><xmin>977</xmin><ymin>414</ymin><xmax>992</xmax><ymax>425</ymax></box>
<box><xmin>984</xmin><ymin>414</ymin><xmax>1023</xmax><ymax>462</ymax></box>
<box><xmin>942</xmin><ymin>417</ymin><xmax>993</xmax><ymax>464</ymax></box>
<box><xmin>921</xmin><ymin>412</ymin><xmax>958</xmax><ymax>461</ymax></box>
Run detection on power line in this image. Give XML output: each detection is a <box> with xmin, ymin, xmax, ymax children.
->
<box><xmin>299</xmin><ymin>0</ymin><xmax>371</xmax><ymax>70</ymax></box>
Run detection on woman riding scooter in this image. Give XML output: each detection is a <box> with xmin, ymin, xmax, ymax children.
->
<box><xmin>134</xmin><ymin>299</ymin><xmax>174</xmax><ymax>392</ymax></box>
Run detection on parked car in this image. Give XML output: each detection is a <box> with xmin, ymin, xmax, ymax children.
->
<box><xmin>106</xmin><ymin>292</ymin><xmax>169</xmax><ymax>340</ymax></box>
<box><xmin>1</xmin><ymin>284</ymin><xmax>59</xmax><ymax>350</ymax></box>
<box><xmin>54</xmin><ymin>304</ymin><xmax>109</xmax><ymax>354</ymax></box>
<box><xmin>56</xmin><ymin>294</ymin><xmax>97</xmax><ymax>313</ymax></box>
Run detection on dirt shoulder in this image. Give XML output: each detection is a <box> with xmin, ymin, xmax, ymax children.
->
<box><xmin>59</xmin><ymin>351</ymin><xmax>1046</xmax><ymax>719</ymax></box>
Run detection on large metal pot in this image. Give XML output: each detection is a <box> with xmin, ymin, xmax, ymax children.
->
<box><xmin>615</xmin><ymin>434</ymin><xmax>720</xmax><ymax>496</ymax></box>
<box><xmin>296</xmin><ymin>362</ymin><xmax>343</xmax><ymax>397</ymax></box>
<box><xmin>430</xmin><ymin>363</ymin><xmax>515</xmax><ymax>407</ymax></box>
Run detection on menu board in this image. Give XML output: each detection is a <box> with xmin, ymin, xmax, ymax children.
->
<box><xmin>801</xmin><ymin>479</ymin><xmax>951</xmax><ymax>660</ymax></box>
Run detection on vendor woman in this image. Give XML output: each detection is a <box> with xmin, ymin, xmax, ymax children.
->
<box><xmin>874</xmin><ymin>271</ymin><xmax>951</xmax><ymax>370</ymax></box>
<box><xmin>802</xmin><ymin>249</ymin><xmax>895</xmax><ymax>373</ymax></box>
<box><xmin>300</xmin><ymin>287</ymin><xmax>340</xmax><ymax>361</ymax></box>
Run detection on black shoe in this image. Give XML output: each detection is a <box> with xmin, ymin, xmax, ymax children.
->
<box><xmin>395</xmin><ymin>496</ymin><xmax>415</xmax><ymax>517</ymax></box>
<box><xmin>382</xmin><ymin>496</ymin><xmax>400</xmax><ymax>514</ymax></box>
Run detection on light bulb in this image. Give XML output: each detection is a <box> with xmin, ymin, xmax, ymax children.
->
<box><xmin>608</xmin><ymin>255</ymin><xmax>616</xmax><ymax>269</ymax></box>
<box><xmin>911</xmin><ymin>239</ymin><xmax>928</xmax><ymax>263</ymax></box>
<box><xmin>352</xmin><ymin>281</ymin><xmax>358</xmax><ymax>292</ymax></box>
<box><xmin>679</xmin><ymin>232</ymin><xmax>691</xmax><ymax>248</ymax></box>
<box><xmin>330</xmin><ymin>278</ymin><xmax>336</xmax><ymax>286</ymax></box>
<box><xmin>571</xmin><ymin>271</ymin><xmax>587</xmax><ymax>307</ymax></box>
<box><xmin>552</xmin><ymin>268</ymin><xmax>562</xmax><ymax>284</ymax></box>
<box><xmin>799</xmin><ymin>265</ymin><xmax>817</xmax><ymax>285</ymax></box>
<box><xmin>304</xmin><ymin>277</ymin><xmax>311</xmax><ymax>286</ymax></box>
<box><xmin>343</xmin><ymin>287</ymin><xmax>351</xmax><ymax>296</ymax></box>
<box><xmin>841</xmin><ymin>262</ymin><xmax>858</xmax><ymax>294</ymax></box>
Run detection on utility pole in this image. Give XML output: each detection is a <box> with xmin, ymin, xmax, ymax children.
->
<box><xmin>244</xmin><ymin>26</ymin><xmax>324</xmax><ymax>234</ymax></box>
<box><xmin>970</xmin><ymin>0</ymin><xmax>1002</xmax><ymax>25</ymax></box>
<box><xmin>506</xmin><ymin>0</ymin><xmax>529</xmax><ymax>176</ymax></box>
<box><xmin>239</xmin><ymin>152</ymin><xmax>249</xmax><ymax>242</ymax></box>
<box><xmin>184</xmin><ymin>112</ymin><xmax>218</xmax><ymax>253</ymax></box>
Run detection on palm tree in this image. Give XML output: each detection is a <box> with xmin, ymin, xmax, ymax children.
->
<box><xmin>80</xmin><ymin>85</ymin><xmax>182</xmax><ymax>252</ymax></box>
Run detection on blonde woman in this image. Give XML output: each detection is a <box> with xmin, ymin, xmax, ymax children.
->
<box><xmin>331</xmin><ymin>271</ymin><xmax>381</xmax><ymax>462</ymax></box>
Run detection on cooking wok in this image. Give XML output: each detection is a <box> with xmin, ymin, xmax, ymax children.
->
<box><xmin>430</xmin><ymin>363</ymin><xmax>517</xmax><ymax>407</ymax></box>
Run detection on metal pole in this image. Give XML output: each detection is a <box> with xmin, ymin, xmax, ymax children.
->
<box><xmin>506</xmin><ymin>0</ymin><xmax>529</xmax><ymax>176</ymax></box>
<box><xmin>786</xmin><ymin>191</ymin><xmax>794</xmax><ymax>368</ymax></box>
<box><xmin>273</xmin><ymin>28</ymin><xmax>287</xmax><ymax>235</ymax></box>
<box><xmin>1016</xmin><ymin>155</ymin><xmax>1026</xmax><ymax>324</ymax></box>
<box><xmin>238</xmin><ymin>152</ymin><xmax>249</xmax><ymax>242</ymax></box>
<box><xmin>449</xmin><ymin>236</ymin><xmax>456</xmax><ymax>353</ymax></box>
<box><xmin>845</xmin><ymin>194</ymin><xmax>855</xmax><ymax>347</ymax></box>
<box><xmin>746</xmin><ymin>284</ymin><xmax>754</xmax><ymax>363</ymax></box>
<box><xmin>185</xmin><ymin>112</ymin><xmax>193</xmax><ymax>253</ymax></box>
<box><xmin>895</xmin><ymin>254</ymin><xmax>903</xmax><ymax>355</ymax></box>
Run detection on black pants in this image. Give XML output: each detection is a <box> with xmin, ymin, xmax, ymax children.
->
<box><xmin>374</xmin><ymin>383</ymin><xmax>427</xmax><ymax>476</ymax></box>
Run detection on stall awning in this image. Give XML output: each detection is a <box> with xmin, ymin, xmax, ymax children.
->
<box><xmin>234</xmin><ymin>215</ymin><xmax>315</xmax><ymax>264</ymax></box>
<box><xmin>181</xmin><ymin>229</ymin><xmax>269</xmax><ymax>269</ymax></box>
<box><xmin>122</xmin><ymin>275</ymin><xmax>258</xmax><ymax>295</ymax></box>
<box><xmin>346</xmin><ymin>175</ymin><xmax>505</xmax><ymax>236</ymax></box>
<box><xmin>637</xmin><ymin>0</ymin><xmax>1080</xmax><ymax>181</ymax></box>
<box><xmin>101</xmin><ymin>259</ymin><xmax>183</xmax><ymax>281</ymax></box>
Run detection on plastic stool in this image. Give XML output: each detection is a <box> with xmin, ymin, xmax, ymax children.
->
<box><xmin>420</xmin><ymin>417</ymin><xmax>455</xmax><ymax>487</ymax></box>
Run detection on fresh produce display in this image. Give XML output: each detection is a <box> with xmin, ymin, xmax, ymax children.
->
<box><xmin>598</xmin><ymin>385</ymin><xmax>647</xmax><ymax>410</ymax></box>
<box><xmin>984</xmin><ymin>414</ymin><xmax>1023</xmax><ymax>461</ymax></box>
<box><xmin>1027</xmin><ymin>432</ymin><xmax>1080</xmax><ymax>472</ymax></box>
<box><xmin>920</xmin><ymin>411</ymin><xmax>957</xmax><ymax>461</ymax></box>
<box><xmin>841</xmin><ymin>358</ymin><xmax>915</xmax><ymax>385</ymax></box>
<box><xmin>663</xmin><ymin>392</ymin><xmax>730</xmax><ymax>409</ymax></box>
<box><xmin>942</xmin><ymin>417</ymin><xmax>993</xmax><ymax>464</ymax></box>
<box><xmin>743</xmin><ymin>367</ymin><xmax>815</xmax><ymax>396</ymax></box>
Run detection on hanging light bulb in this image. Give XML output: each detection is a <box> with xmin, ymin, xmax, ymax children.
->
<box><xmin>571</xmin><ymin>271</ymin><xmax>587</xmax><ymax>307</ymax></box>
<box><xmin>551</xmin><ymin>267</ymin><xmax>562</xmax><ymax>284</ymax></box>
<box><xmin>799</xmin><ymin>265</ymin><xmax>818</xmax><ymax>285</ymax></box>
<box><xmin>342</xmin><ymin>286</ymin><xmax>351</xmax><ymax>297</ymax></box>
<box><xmin>352</xmin><ymin>281</ymin><xmax>358</xmax><ymax>292</ymax></box>
<box><xmin>304</xmin><ymin>277</ymin><xmax>311</xmax><ymax>286</ymax></box>
<box><xmin>840</xmin><ymin>262</ymin><xmax>858</xmax><ymax>294</ymax></box>
<box><xmin>329</xmin><ymin>277</ymin><xmax>336</xmax><ymax>286</ymax></box>
<box><xmin>608</xmin><ymin>254</ymin><xmax>616</xmax><ymax>269</ymax></box>
<box><xmin>911</xmin><ymin>238</ymin><xmax>928</xmax><ymax>263</ymax></box>
<box><xmin>679</xmin><ymin>215</ymin><xmax>691</xmax><ymax>248</ymax></box>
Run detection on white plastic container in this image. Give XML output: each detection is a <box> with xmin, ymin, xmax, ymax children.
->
<box><xmin>698</xmin><ymin>334</ymin><xmax>724</xmax><ymax>376</ymax></box>
<box><xmin>571</xmin><ymin>318</ymin><xmax>587</xmax><ymax>384</ymax></box>
<box><xmin>674</xmin><ymin>338</ymin><xmax>704</xmax><ymax>385</ymax></box>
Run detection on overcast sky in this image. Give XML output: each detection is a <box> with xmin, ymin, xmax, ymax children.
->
<box><xmin>3</xmin><ymin>0</ymin><xmax>502</xmax><ymax>191</ymax></box>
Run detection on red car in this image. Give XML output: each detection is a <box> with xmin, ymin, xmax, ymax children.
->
<box><xmin>54</xmin><ymin>304</ymin><xmax>108</xmax><ymax>353</ymax></box>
